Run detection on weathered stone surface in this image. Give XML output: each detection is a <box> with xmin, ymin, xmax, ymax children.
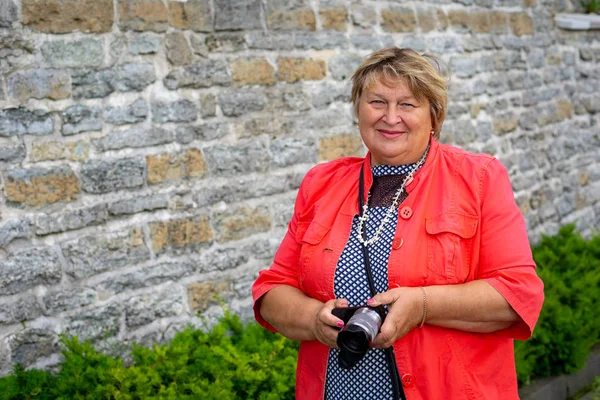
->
<box><xmin>23</xmin><ymin>0</ymin><xmax>114</xmax><ymax>33</ymax></box>
<box><xmin>450</xmin><ymin>56</ymin><xmax>478</xmax><ymax>78</ymax></box>
<box><xmin>81</xmin><ymin>157</ymin><xmax>145</xmax><ymax>193</ymax></box>
<box><xmin>118</xmin><ymin>0</ymin><xmax>168</xmax><ymax>32</ymax></box>
<box><xmin>267</xmin><ymin>0</ymin><xmax>316</xmax><ymax>31</ymax></box>
<box><xmin>104</xmin><ymin>99</ymin><xmax>148</xmax><ymax>125</ymax></box>
<box><xmin>149</xmin><ymin>215</ymin><xmax>213</xmax><ymax>254</ymax></box>
<box><xmin>42</xmin><ymin>39</ymin><xmax>104</xmax><ymax>69</ymax></box>
<box><xmin>165</xmin><ymin>32</ymin><xmax>192</xmax><ymax>66</ymax></box>
<box><xmin>509</xmin><ymin>12</ymin><xmax>533</xmax><ymax>36</ymax></box>
<box><xmin>93</xmin><ymin>126</ymin><xmax>173</xmax><ymax>151</ymax></box>
<box><xmin>232</xmin><ymin>58</ymin><xmax>276</xmax><ymax>85</ymax></box>
<box><xmin>293</xmin><ymin>32</ymin><xmax>348</xmax><ymax>50</ymax></box>
<box><xmin>129</xmin><ymin>34</ymin><xmax>161</xmax><ymax>55</ymax></box>
<box><xmin>66</xmin><ymin>140</ymin><xmax>90</xmax><ymax>161</ymax></box>
<box><xmin>36</xmin><ymin>204</ymin><xmax>109</xmax><ymax>236</ymax></box>
<box><xmin>469</xmin><ymin>11</ymin><xmax>490</xmax><ymax>33</ymax></box>
<box><xmin>205</xmin><ymin>32</ymin><xmax>247</xmax><ymax>52</ymax></box>
<box><xmin>381</xmin><ymin>7</ymin><xmax>417</xmax><ymax>32</ymax></box>
<box><xmin>448</xmin><ymin>9</ymin><xmax>469</xmax><ymax>31</ymax></box>
<box><xmin>246</xmin><ymin>32</ymin><xmax>294</xmax><ymax>50</ymax></box>
<box><xmin>43</xmin><ymin>287</ymin><xmax>96</xmax><ymax>314</ymax></box>
<box><xmin>176</xmin><ymin>122</ymin><xmax>230</xmax><ymax>143</ymax></box>
<box><xmin>66</xmin><ymin>304</ymin><xmax>121</xmax><ymax>341</ymax></box>
<box><xmin>0</xmin><ymin>247</ymin><xmax>62</xmax><ymax>295</ymax></box>
<box><xmin>30</xmin><ymin>141</ymin><xmax>65</xmax><ymax>162</ymax></box>
<box><xmin>320</xmin><ymin>8</ymin><xmax>348</xmax><ymax>31</ymax></box>
<box><xmin>163</xmin><ymin>60</ymin><xmax>231</xmax><ymax>89</ymax></box>
<box><xmin>270</xmin><ymin>137</ymin><xmax>317</xmax><ymax>167</ymax></box>
<box><xmin>234</xmin><ymin>117</ymin><xmax>286</xmax><ymax>137</ymax></box>
<box><xmin>188</xmin><ymin>281</ymin><xmax>229</xmax><ymax>311</ymax></box>
<box><xmin>218</xmin><ymin>89</ymin><xmax>267</xmax><ymax>116</ymax></box>
<box><xmin>198</xmin><ymin>246</ymin><xmax>250</xmax><ymax>272</ymax></box>
<box><xmin>266</xmin><ymin>85</ymin><xmax>311</xmax><ymax>112</ymax></box>
<box><xmin>0</xmin><ymin>108</ymin><xmax>54</xmax><ymax>137</ymax></box>
<box><xmin>351</xmin><ymin>4</ymin><xmax>376</xmax><ymax>28</ymax></box>
<box><xmin>351</xmin><ymin>34</ymin><xmax>394</xmax><ymax>50</ymax></box>
<box><xmin>99</xmin><ymin>262</ymin><xmax>194</xmax><ymax>293</ymax></box>
<box><xmin>0</xmin><ymin>0</ymin><xmax>17</xmax><ymax>28</ymax></box>
<box><xmin>319</xmin><ymin>134</ymin><xmax>364</xmax><ymax>161</ymax></box>
<box><xmin>4</xmin><ymin>166</ymin><xmax>80</xmax><ymax>208</ymax></box>
<box><xmin>72</xmin><ymin>64</ymin><xmax>156</xmax><ymax>99</ymax></box>
<box><xmin>146</xmin><ymin>148</ymin><xmax>207</xmax><ymax>184</ymax></box>
<box><xmin>215</xmin><ymin>0</ymin><xmax>261</xmax><ymax>30</ymax></box>
<box><xmin>108</xmin><ymin>194</ymin><xmax>168</xmax><ymax>215</ymax></box>
<box><xmin>61</xmin><ymin>227</ymin><xmax>149</xmax><ymax>279</ymax></box>
<box><xmin>169</xmin><ymin>0</ymin><xmax>212</xmax><ymax>32</ymax></box>
<box><xmin>417</xmin><ymin>8</ymin><xmax>437</xmax><ymax>32</ymax></box>
<box><xmin>62</xmin><ymin>105</ymin><xmax>102</xmax><ymax>135</ymax></box>
<box><xmin>152</xmin><ymin>99</ymin><xmax>197</xmax><ymax>123</ymax></box>
<box><xmin>278</xmin><ymin>58</ymin><xmax>326</xmax><ymax>82</ymax></box>
<box><xmin>125</xmin><ymin>285</ymin><xmax>185</xmax><ymax>328</ymax></box>
<box><xmin>0</xmin><ymin>217</ymin><xmax>33</xmax><ymax>247</ymax></box>
<box><xmin>204</xmin><ymin>139</ymin><xmax>271</xmax><ymax>176</ymax></box>
<box><xmin>214</xmin><ymin>206</ymin><xmax>272</xmax><ymax>242</ymax></box>
<box><xmin>311</xmin><ymin>82</ymin><xmax>351</xmax><ymax>108</ymax></box>
<box><xmin>8</xmin><ymin>329</ymin><xmax>59</xmax><ymax>367</ymax></box>
<box><xmin>114</xmin><ymin>63</ymin><xmax>157</xmax><ymax>91</ymax></box>
<box><xmin>0</xmin><ymin>143</ymin><xmax>26</xmax><ymax>165</ymax></box>
<box><xmin>0</xmin><ymin>297</ymin><xmax>42</xmax><ymax>325</ymax></box>
<box><xmin>328</xmin><ymin>53</ymin><xmax>363</xmax><ymax>81</ymax></box>
<box><xmin>7</xmin><ymin>69</ymin><xmax>71</xmax><ymax>102</ymax></box>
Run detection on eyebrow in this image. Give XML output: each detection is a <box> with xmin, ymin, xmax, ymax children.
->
<box><xmin>367</xmin><ymin>92</ymin><xmax>417</xmax><ymax>102</ymax></box>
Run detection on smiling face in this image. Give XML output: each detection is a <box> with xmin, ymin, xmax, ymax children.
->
<box><xmin>358</xmin><ymin>77</ymin><xmax>433</xmax><ymax>166</ymax></box>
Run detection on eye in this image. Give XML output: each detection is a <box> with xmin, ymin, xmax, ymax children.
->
<box><xmin>371</xmin><ymin>100</ymin><xmax>385</xmax><ymax>104</ymax></box>
<box><xmin>400</xmin><ymin>103</ymin><xmax>415</xmax><ymax>108</ymax></box>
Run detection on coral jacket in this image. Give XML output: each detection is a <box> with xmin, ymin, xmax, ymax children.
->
<box><xmin>252</xmin><ymin>139</ymin><xmax>544</xmax><ymax>400</ymax></box>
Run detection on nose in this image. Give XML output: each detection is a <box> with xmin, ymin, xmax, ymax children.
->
<box><xmin>382</xmin><ymin>104</ymin><xmax>402</xmax><ymax>125</ymax></box>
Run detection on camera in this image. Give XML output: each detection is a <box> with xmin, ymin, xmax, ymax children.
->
<box><xmin>332</xmin><ymin>306</ymin><xmax>385</xmax><ymax>369</ymax></box>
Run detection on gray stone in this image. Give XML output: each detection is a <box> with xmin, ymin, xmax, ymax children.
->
<box><xmin>0</xmin><ymin>297</ymin><xmax>42</xmax><ymax>325</ymax></box>
<box><xmin>426</xmin><ymin>36</ymin><xmax>462</xmax><ymax>53</ymax></box>
<box><xmin>66</xmin><ymin>304</ymin><xmax>121</xmax><ymax>341</ymax></box>
<box><xmin>8</xmin><ymin>329</ymin><xmax>59</xmax><ymax>367</ymax></box>
<box><xmin>152</xmin><ymin>100</ymin><xmax>198</xmax><ymax>123</ymax></box>
<box><xmin>197</xmin><ymin>247</ymin><xmax>249</xmax><ymax>272</ymax></box>
<box><xmin>450</xmin><ymin>56</ymin><xmax>478</xmax><ymax>78</ymax></box>
<box><xmin>165</xmin><ymin>32</ymin><xmax>192</xmax><ymax>66</ymax></box>
<box><xmin>452</xmin><ymin>120</ymin><xmax>477</xmax><ymax>145</ymax></box>
<box><xmin>129</xmin><ymin>34</ymin><xmax>161</xmax><ymax>55</ymax></box>
<box><xmin>108</xmin><ymin>194</ymin><xmax>168</xmax><ymax>215</ymax></box>
<box><xmin>7</xmin><ymin>69</ymin><xmax>71</xmax><ymax>102</ymax></box>
<box><xmin>0</xmin><ymin>143</ymin><xmax>26</xmax><ymax>166</ymax></box>
<box><xmin>98</xmin><ymin>262</ymin><xmax>194</xmax><ymax>293</ymax></box>
<box><xmin>35</xmin><ymin>204</ymin><xmax>109</xmax><ymax>236</ymax></box>
<box><xmin>266</xmin><ymin>85</ymin><xmax>311</xmax><ymax>112</ymax></box>
<box><xmin>293</xmin><ymin>32</ymin><xmax>348</xmax><ymax>50</ymax></box>
<box><xmin>114</xmin><ymin>63</ymin><xmax>156</xmax><ymax>92</ymax></box>
<box><xmin>447</xmin><ymin>103</ymin><xmax>470</xmax><ymax>119</ymax></box>
<box><xmin>448</xmin><ymin>81</ymin><xmax>472</xmax><ymax>102</ymax></box>
<box><xmin>270</xmin><ymin>137</ymin><xmax>317</xmax><ymax>167</ymax></box>
<box><xmin>190</xmin><ymin>34</ymin><xmax>210</xmax><ymax>56</ymax></box>
<box><xmin>62</xmin><ymin>105</ymin><xmax>102</xmax><ymax>135</ymax></box>
<box><xmin>72</xmin><ymin>69</ymin><xmax>116</xmax><ymax>99</ymax></box>
<box><xmin>81</xmin><ymin>157</ymin><xmax>146</xmax><ymax>193</ymax></box>
<box><xmin>270</xmin><ymin>194</ymin><xmax>296</xmax><ymax>228</ymax></box>
<box><xmin>0</xmin><ymin>216</ymin><xmax>33</xmax><ymax>247</ymax></box>
<box><xmin>246</xmin><ymin>32</ymin><xmax>294</xmax><ymax>50</ymax></box>
<box><xmin>163</xmin><ymin>60</ymin><xmax>231</xmax><ymax>89</ymax></box>
<box><xmin>0</xmin><ymin>108</ymin><xmax>54</xmax><ymax>137</ymax></box>
<box><xmin>400</xmin><ymin>36</ymin><xmax>427</xmax><ymax>52</ymax></box>
<box><xmin>350</xmin><ymin>35</ymin><xmax>394</xmax><ymax>50</ymax></box>
<box><xmin>93</xmin><ymin>126</ymin><xmax>173</xmax><ymax>151</ymax></box>
<box><xmin>43</xmin><ymin>287</ymin><xmax>97</xmax><ymax>314</ymax></box>
<box><xmin>351</xmin><ymin>4</ymin><xmax>376</xmax><ymax>28</ymax></box>
<box><xmin>214</xmin><ymin>0</ymin><xmax>261</xmax><ymax>30</ymax></box>
<box><xmin>0</xmin><ymin>247</ymin><xmax>62</xmax><ymax>296</ymax></box>
<box><xmin>0</xmin><ymin>0</ymin><xmax>18</xmax><ymax>27</ymax></box>
<box><xmin>42</xmin><ymin>39</ymin><xmax>104</xmax><ymax>68</ymax></box>
<box><xmin>205</xmin><ymin>32</ymin><xmax>247</xmax><ymax>52</ymax></box>
<box><xmin>528</xmin><ymin>48</ymin><xmax>545</xmax><ymax>69</ymax></box>
<box><xmin>218</xmin><ymin>89</ymin><xmax>266</xmax><ymax>117</ymax></box>
<box><xmin>203</xmin><ymin>138</ymin><xmax>271</xmax><ymax>176</ymax></box>
<box><xmin>175</xmin><ymin>122</ymin><xmax>230</xmax><ymax>143</ymax></box>
<box><xmin>104</xmin><ymin>99</ymin><xmax>148</xmax><ymax>125</ymax></box>
<box><xmin>329</xmin><ymin>53</ymin><xmax>363</xmax><ymax>81</ymax></box>
<box><xmin>200</xmin><ymin>93</ymin><xmax>217</xmax><ymax>117</ymax></box>
<box><xmin>125</xmin><ymin>285</ymin><xmax>185</xmax><ymax>328</ymax></box>
<box><xmin>244</xmin><ymin>236</ymin><xmax>280</xmax><ymax>260</ymax></box>
<box><xmin>311</xmin><ymin>82</ymin><xmax>351</xmax><ymax>108</ymax></box>
<box><xmin>485</xmin><ymin>75</ymin><xmax>509</xmax><ymax>96</ymax></box>
<box><xmin>61</xmin><ymin>228</ymin><xmax>150</xmax><ymax>279</ymax></box>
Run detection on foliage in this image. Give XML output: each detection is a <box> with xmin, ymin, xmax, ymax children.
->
<box><xmin>515</xmin><ymin>225</ymin><xmax>600</xmax><ymax>385</ymax></box>
<box><xmin>581</xmin><ymin>0</ymin><xmax>600</xmax><ymax>14</ymax></box>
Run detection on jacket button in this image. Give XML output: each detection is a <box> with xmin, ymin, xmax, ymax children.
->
<box><xmin>401</xmin><ymin>373</ymin><xmax>415</xmax><ymax>387</ymax></box>
<box><xmin>400</xmin><ymin>206</ymin><xmax>413</xmax><ymax>219</ymax></box>
<box><xmin>392</xmin><ymin>237</ymin><xmax>404</xmax><ymax>249</ymax></box>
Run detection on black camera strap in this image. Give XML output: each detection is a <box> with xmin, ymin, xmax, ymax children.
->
<box><xmin>358</xmin><ymin>164</ymin><xmax>407</xmax><ymax>400</ymax></box>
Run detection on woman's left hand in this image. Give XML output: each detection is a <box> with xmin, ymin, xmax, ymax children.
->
<box><xmin>367</xmin><ymin>286</ymin><xmax>424</xmax><ymax>348</ymax></box>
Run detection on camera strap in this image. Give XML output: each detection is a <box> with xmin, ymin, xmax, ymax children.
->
<box><xmin>358</xmin><ymin>164</ymin><xmax>407</xmax><ymax>400</ymax></box>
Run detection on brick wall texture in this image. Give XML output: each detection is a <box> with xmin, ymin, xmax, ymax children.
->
<box><xmin>1</xmin><ymin>0</ymin><xmax>599</xmax><ymax>373</ymax></box>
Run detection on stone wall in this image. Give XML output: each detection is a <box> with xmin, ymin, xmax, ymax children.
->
<box><xmin>0</xmin><ymin>0</ymin><xmax>599</xmax><ymax>374</ymax></box>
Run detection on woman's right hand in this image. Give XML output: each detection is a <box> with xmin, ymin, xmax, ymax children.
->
<box><xmin>311</xmin><ymin>298</ymin><xmax>349</xmax><ymax>348</ymax></box>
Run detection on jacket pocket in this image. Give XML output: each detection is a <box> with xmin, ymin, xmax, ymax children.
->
<box><xmin>425</xmin><ymin>212</ymin><xmax>478</xmax><ymax>283</ymax></box>
<box><xmin>297</xmin><ymin>220</ymin><xmax>331</xmax><ymax>287</ymax></box>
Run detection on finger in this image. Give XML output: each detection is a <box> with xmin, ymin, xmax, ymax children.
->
<box><xmin>372</xmin><ymin>323</ymin><xmax>396</xmax><ymax>348</ymax></box>
<box><xmin>367</xmin><ymin>290</ymin><xmax>399</xmax><ymax>306</ymax></box>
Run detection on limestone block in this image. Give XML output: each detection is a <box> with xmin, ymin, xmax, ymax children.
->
<box><xmin>417</xmin><ymin>8</ymin><xmax>437</xmax><ymax>33</ymax></box>
<box><xmin>66</xmin><ymin>140</ymin><xmax>91</xmax><ymax>161</ymax></box>
<box><xmin>4</xmin><ymin>166</ymin><xmax>80</xmax><ymax>207</ymax></box>
<box><xmin>152</xmin><ymin>99</ymin><xmax>197</xmax><ymax>123</ymax></box>
<box><xmin>169</xmin><ymin>0</ymin><xmax>212</xmax><ymax>32</ymax></box>
<box><xmin>214</xmin><ymin>206</ymin><xmax>272</xmax><ymax>243</ymax></box>
<box><xmin>62</xmin><ymin>105</ymin><xmax>102</xmax><ymax>136</ymax></box>
<box><xmin>205</xmin><ymin>32</ymin><xmax>247</xmax><ymax>52</ymax></box>
<box><xmin>23</xmin><ymin>0</ymin><xmax>114</xmax><ymax>33</ymax></box>
<box><xmin>469</xmin><ymin>11</ymin><xmax>490</xmax><ymax>33</ymax></box>
<box><xmin>104</xmin><ymin>99</ymin><xmax>148</xmax><ymax>125</ymax></box>
<box><xmin>265</xmin><ymin>85</ymin><xmax>311</xmax><ymax>112</ymax></box>
<box><xmin>149</xmin><ymin>215</ymin><xmax>213</xmax><ymax>254</ymax></box>
<box><xmin>108</xmin><ymin>194</ymin><xmax>168</xmax><ymax>215</ymax></box>
<box><xmin>218</xmin><ymin>88</ymin><xmax>266</xmax><ymax>116</ymax></box>
<box><xmin>93</xmin><ymin>126</ymin><xmax>173</xmax><ymax>151</ymax></box>
<box><xmin>42</xmin><ymin>39</ymin><xmax>104</xmax><ymax>69</ymax></box>
<box><xmin>0</xmin><ymin>217</ymin><xmax>33</xmax><ymax>247</ymax></box>
<box><xmin>43</xmin><ymin>287</ymin><xmax>96</xmax><ymax>314</ymax></box>
<box><xmin>7</xmin><ymin>69</ymin><xmax>71</xmax><ymax>102</ymax></box>
<box><xmin>165</xmin><ymin>32</ymin><xmax>192</xmax><ymax>66</ymax></box>
<box><xmin>203</xmin><ymin>138</ymin><xmax>271</xmax><ymax>176</ymax></box>
<box><xmin>187</xmin><ymin>281</ymin><xmax>229</xmax><ymax>312</ymax></box>
<box><xmin>125</xmin><ymin>285</ymin><xmax>185</xmax><ymax>328</ymax></box>
<box><xmin>66</xmin><ymin>304</ymin><xmax>121</xmax><ymax>341</ymax></box>
<box><xmin>243</xmin><ymin>233</ymin><xmax>281</xmax><ymax>260</ymax></box>
<box><xmin>81</xmin><ymin>157</ymin><xmax>145</xmax><ymax>193</ymax></box>
<box><xmin>310</xmin><ymin>82</ymin><xmax>351</xmax><ymax>108</ymax></box>
<box><xmin>0</xmin><ymin>247</ymin><xmax>62</xmax><ymax>295</ymax></box>
<box><xmin>351</xmin><ymin>4</ymin><xmax>376</xmax><ymax>28</ymax></box>
<box><xmin>246</xmin><ymin>32</ymin><xmax>294</xmax><ymax>50</ymax></box>
<box><xmin>232</xmin><ymin>58</ymin><xmax>276</xmax><ymax>85</ymax></box>
<box><xmin>351</xmin><ymin>34</ymin><xmax>394</xmax><ymax>50</ymax></box>
<box><xmin>61</xmin><ymin>227</ymin><xmax>150</xmax><ymax>279</ymax></box>
<box><xmin>493</xmin><ymin>113</ymin><xmax>519</xmax><ymax>135</ymax></box>
<box><xmin>293</xmin><ymin>32</ymin><xmax>348</xmax><ymax>50</ymax></box>
<box><xmin>163</xmin><ymin>60</ymin><xmax>231</xmax><ymax>89</ymax></box>
<box><xmin>234</xmin><ymin>118</ymin><xmax>287</xmax><ymax>137</ymax></box>
<box><xmin>129</xmin><ymin>34</ymin><xmax>161</xmax><ymax>54</ymax></box>
<box><xmin>266</xmin><ymin>0</ymin><xmax>316</xmax><ymax>31</ymax></box>
<box><xmin>31</xmin><ymin>141</ymin><xmax>66</xmax><ymax>162</ymax></box>
<box><xmin>198</xmin><ymin>246</ymin><xmax>250</xmax><ymax>272</ymax></box>
<box><xmin>277</xmin><ymin>57</ymin><xmax>326</xmax><ymax>82</ymax></box>
<box><xmin>113</xmin><ymin>63</ymin><xmax>157</xmax><ymax>92</ymax></box>
<box><xmin>270</xmin><ymin>137</ymin><xmax>317</xmax><ymax>167</ymax></box>
<box><xmin>99</xmin><ymin>262</ymin><xmax>194</xmax><ymax>294</ymax></box>
<box><xmin>175</xmin><ymin>123</ymin><xmax>230</xmax><ymax>143</ymax></box>
<box><xmin>490</xmin><ymin>11</ymin><xmax>508</xmax><ymax>34</ymax></box>
<box><xmin>328</xmin><ymin>53</ymin><xmax>363</xmax><ymax>81</ymax></box>
<box><xmin>0</xmin><ymin>297</ymin><xmax>42</xmax><ymax>325</ymax></box>
<box><xmin>0</xmin><ymin>143</ymin><xmax>26</xmax><ymax>165</ymax></box>
<box><xmin>0</xmin><ymin>108</ymin><xmax>54</xmax><ymax>137</ymax></box>
<box><xmin>118</xmin><ymin>0</ymin><xmax>169</xmax><ymax>32</ymax></box>
<box><xmin>319</xmin><ymin>134</ymin><xmax>364</xmax><ymax>161</ymax></box>
<box><xmin>509</xmin><ymin>13</ymin><xmax>533</xmax><ymax>36</ymax></box>
<box><xmin>381</xmin><ymin>7</ymin><xmax>417</xmax><ymax>32</ymax></box>
<box><xmin>0</xmin><ymin>0</ymin><xmax>18</xmax><ymax>28</ymax></box>
<box><xmin>8</xmin><ymin>329</ymin><xmax>58</xmax><ymax>368</ymax></box>
<box><xmin>214</xmin><ymin>0</ymin><xmax>261</xmax><ymax>31</ymax></box>
<box><xmin>448</xmin><ymin>9</ymin><xmax>469</xmax><ymax>32</ymax></box>
<box><xmin>320</xmin><ymin>8</ymin><xmax>348</xmax><ymax>31</ymax></box>
<box><xmin>72</xmin><ymin>69</ymin><xmax>116</xmax><ymax>99</ymax></box>
<box><xmin>450</xmin><ymin>56</ymin><xmax>478</xmax><ymax>78</ymax></box>
<box><xmin>437</xmin><ymin>10</ymin><xmax>449</xmax><ymax>30</ymax></box>
<box><xmin>146</xmin><ymin>148</ymin><xmax>207</xmax><ymax>184</ymax></box>
<box><xmin>35</xmin><ymin>204</ymin><xmax>109</xmax><ymax>236</ymax></box>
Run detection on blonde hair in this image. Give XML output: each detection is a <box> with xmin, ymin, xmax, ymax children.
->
<box><xmin>351</xmin><ymin>48</ymin><xmax>448</xmax><ymax>139</ymax></box>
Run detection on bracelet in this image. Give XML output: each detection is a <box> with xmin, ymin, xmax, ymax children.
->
<box><xmin>417</xmin><ymin>286</ymin><xmax>427</xmax><ymax>328</ymax></box>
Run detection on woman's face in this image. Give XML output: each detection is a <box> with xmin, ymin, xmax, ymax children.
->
<box><xmin>358</xmin><ymin>77</ymin><xmax>432</xmax><ymax>166</ymax></box>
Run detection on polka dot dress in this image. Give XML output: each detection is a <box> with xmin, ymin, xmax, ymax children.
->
<box><xmin>325</xmin><ymin>164</ymin><xmax>415</xmax><ymax>400</ymax></box>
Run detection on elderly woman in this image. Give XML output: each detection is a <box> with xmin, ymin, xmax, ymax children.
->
<box><xmin>252</xmin><ymin>48</ymin><xmax>544</xmax><ymax>399</ymax></box>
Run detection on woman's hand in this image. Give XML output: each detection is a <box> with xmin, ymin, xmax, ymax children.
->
<box><xmin>311</xmin><ymin>298</ymin><xmax>349</xmax><ymax>348</ymax></box>
<box><xmin>367</xmin><ymin>287</ymin><xmax>423</xmax><ymax>348</ymax></box>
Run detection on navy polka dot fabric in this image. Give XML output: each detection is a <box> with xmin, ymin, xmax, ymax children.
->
<box><xmin>325</xmin><ymin>164</ymin><xmax>415</xmax><ymax>400</ymax></box>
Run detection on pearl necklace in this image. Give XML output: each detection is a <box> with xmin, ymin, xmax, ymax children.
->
<box><xmin>356</xmin><ymin>145</ymin><xmax>430</xmax><ymax>247</ymax></box>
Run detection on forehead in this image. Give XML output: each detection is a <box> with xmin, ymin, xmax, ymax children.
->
<box><xmin>363</xmin><ymin>75</ymin><xmax>414</xmax><ymax>97</ymax></box>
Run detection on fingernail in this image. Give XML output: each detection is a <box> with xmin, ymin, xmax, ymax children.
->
<box><xmin>337</xmin><ymin>321</ymin><xmax>344</xmax><ymax>328</ymax></box>
<box><xmin>367</xmin><ymin>298</ymin><xmax>375</xmax><ymax>304</ymax></box>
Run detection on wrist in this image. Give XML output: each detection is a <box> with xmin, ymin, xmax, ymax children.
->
<box><xmin>415</xmin><ymin>286</ymin><xmax>428</xmax><ymax>328</ymax></box>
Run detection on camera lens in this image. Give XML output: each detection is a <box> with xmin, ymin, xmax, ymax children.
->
<box><xmin>337</xmin><ymin>307</ymin><xmax>382</xmax><ymax>369</ymax></box>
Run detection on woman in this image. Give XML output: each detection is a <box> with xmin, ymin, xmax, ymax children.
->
<box><xmin>252</xmin><ymin>48</ymin><xmax>544</xmax><ymax>399</ymax></box>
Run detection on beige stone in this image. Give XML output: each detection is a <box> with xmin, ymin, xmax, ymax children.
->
<box><xmin>150</xmin><ymin>216</ymin><xmax>213</xmax><ymax>253</ymax></box>
<box><xmin>183</xmin><ymin>148</ymin><xmax>207</xmax><ymax>178</ymax></box>
<box><xmin>509</xmin><ymin>13</ymin><xmax>533</xmax><ymax>36</ymax></box>
<box><xmin>23</xmin><ymin>0</ymin><xmax>114</xmax><ymax>33</ymax></box>
<box><xmin>146</xmin><ymin>152</ymin><xmax>182</xmax><ymax>185</ymax></box>
<box><xmin>417</xmin><ymin>9</ymin><xmax>437</xmax><ymax>33</ymax></box>
<box><xmin>31</xmin><ymin>141</ymin><xmax>66</xmax><ymax>162</ymax></box>
<box><xmin>319</xmin><ymin>134</ymin><xmax>364</xmax><ymax>161</ymax></box>
<box><xmin>436</xmin><ymin>10</ymin><xmax>449</xmax><ymax>31</ymax></box>
<box><xmin>232</xmin><ymin>58</ymin><xmax>276</xmax><ymax>85</ymax></box>
<box><xmin>448</xmin><ymin>10</ymin><xmax>469</xmax><ymax>30</ymax></box>
<box><xmin>278</xmin><ymin>58</ymin><xmax>326</xmax><ymax>83</ymax></box>
<box><xmin>118</xmin><ymin>0</ymin><xmax>169</xmax><ymax>32</ymax></box>
<box><xmin>469</xmin><ymin>11</ymin><xmax>490</xmax><ymax>33</ymax></box>
<box><xmin>579</xmin><ymin>170</ymin><xmax>590</xmax><ymax>186</ymax></box>
<box><xmin>490</xmin><ymin>11</ymin><xmax>508</xmax><ymax>34</ymax></box>
<box><xmin>169</xmin><ymin>0</ymin><xmax>211</xmax><ymax>32</ymax></box>
<box><xmin>66</xmin><ymin>141</ymin><xmax>90</xmax><ymax>161</ymax></box>
<box><xmin>320</xmin><ymin>8</ymin><xmax>348</xmax><ymax>31</ymax></box>
<box><xmin>493</xmin><ymin>118</ymin><xmax>518</xmax><ymax>135</ymax></box>
<box><xmin>381</xmin><ymin>8</ymin><xmax>417</xmax><ymax>32</ymax></box>
<box><xmin>187</xmin><ymin>282</ymin><xmax>229</xmax><ymax>312</ymax></box>
<box><xmin>216</xmin><ymin>206</ymin><xmax>272</xmax><ymax>242</ymax></box>
<box><xmin>557</xmin><ymin>99</ymin><xmax>573</xmax><ymax>120</ymax></box>
<box><xmin>165</xmin><ymin>32</ymin><xmax>192</xmax><ymax>66</ymax></box>
<box><xmin>267</xmin><ymin>9</ymin><xmax>316</xmax><ymax>31</ymax></box>
<box><xmin>4</xmin><ymin>169</ymin><xmax>81</xmax><ymax>207</ymax></box>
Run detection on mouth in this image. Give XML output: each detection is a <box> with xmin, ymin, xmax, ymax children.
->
<box><xmin>377</xmin><ymin>129</ymin><xmax>406</xmax><ymax>139</ymax></box>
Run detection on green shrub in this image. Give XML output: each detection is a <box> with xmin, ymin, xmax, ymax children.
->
<box><xmin>515</xmin><ymin>225</ymin><xmax>600</xmax><ymax>385</ymax></box>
